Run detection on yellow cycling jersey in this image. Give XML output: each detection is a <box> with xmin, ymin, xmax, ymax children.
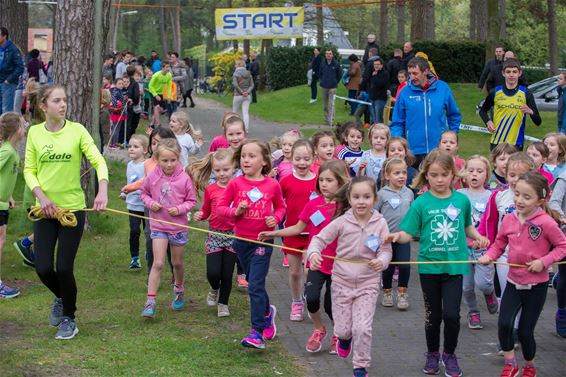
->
<box><xmin>490</xmin><ymin>86</ymin><xmax>527</xmax><ymax>146</ymax></box>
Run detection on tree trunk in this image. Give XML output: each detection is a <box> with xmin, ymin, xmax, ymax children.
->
<box><xmin>110</xmin><ymin>0</ymin><xmax>121</xmax><ymax>52</ymax></box>
<box><xmin>477</xmin><ymin>0</ymin><xmax>488</xmax><ymax>42</ymax></box>
<box><xmin>396</xmin><ymin>0</ymin><xmax>405</xmax><ymax>44</ymax></box>
<box><xmin>547</xmin><ymin>0</ymin><xmax>559</xmax><ymax>75</ymax></box>
<box><xmin>243</xmin><ymin>0</ymin><xmax>250</xmax><ymax>55</ymax></box>
<box><xmin>410</xmin><ymin>1</ymin><xmax>425</xmax><ymax>41</ymax></box>
<box><xmin>168</xmin><ymin>8</ymin><xmax>179</xmax><ymax>54</ymax></box>
<box><xmin>486</xmin><ymin>0</ymin><xmax>501</xmax><ymax>61</ymax></box>
<box><xmin>469</xmin><ymin>0</ymin><xmax>477</xmax><ymax>41</ymax></box>
<box><xmin>175</xmin><ymin>0</ymin><xmax>182</xmax><ymax>53</ymax></box>
<box><xmin>379</xmin><ymin>2</ymin><xmax>389</xmax><ymax>47</ymax></box>
<box><xmin>159</xmin><ymin>7</ymin><xmax>169</xmax><ymax>56</ymax></box>
<box><xmin>316</xmin><ymin>0</ymin><xmax>324</xmax><ymax>45</ymax></box>
<box><xmin>53</xmin><ymin>0</ymin><xmax>111</xmax><ymax>206</ymax></box>
<box><xmin>0</xmin><ymin>0</ymin><xmax>28</xmax><ymax>51</ymax></box>
<box><xmin>424</xmin><ymin>0</ymin><xmax>435</xmax><ymax>40</ymax></box>
<box><xmin>498</xmin><ymin>0</ymin><xmax>507</xmax><ymax>40</ymax></box>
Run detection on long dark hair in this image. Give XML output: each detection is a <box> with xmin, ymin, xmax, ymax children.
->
<box><xmin>148</xmin><ymin>126</ymin><xmax>176</xmax><ymax>157</ymax></box>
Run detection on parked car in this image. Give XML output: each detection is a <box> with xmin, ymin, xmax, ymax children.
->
<box><xmin>477</xmin><ymin>75</ymin><xmax>560</xmax><ymax>113</ymax></box>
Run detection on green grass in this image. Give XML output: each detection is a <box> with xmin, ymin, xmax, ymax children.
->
<box><xmin>0</xmin><ymin>160</ymin><xmax>303</xmax><ymax>377</ymax></box>
<box><xmin>201</xmin><ymin>83</ymin><xmax>559</xmax><ymax>159</ymax></box>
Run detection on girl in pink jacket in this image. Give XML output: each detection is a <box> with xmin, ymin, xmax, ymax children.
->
<box><xmin>307</xmin><ymin>176</ymin><xmax>392</xmax><ymax>377</ymax></box>
<box><xmin>479</xmin><ymin>172</ymin><xmax>566</xmax><ymax>377</ymax></box>
<box><xmin>140</xmin><ymin>138</ymin><xmax>196</xmax><ymax>319</ymax></box>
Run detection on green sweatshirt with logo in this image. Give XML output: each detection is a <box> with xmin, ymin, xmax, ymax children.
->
<box><xmin>24</xmin><ymin>120</ymin><xmax>108</xmax><ymax>210</ymax></box>
<box><xmin>0</xmin><ymin>142</ymin><xmax>19</xmax><ymax>211</ymax></box>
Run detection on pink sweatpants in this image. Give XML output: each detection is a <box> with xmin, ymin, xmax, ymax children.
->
<box><xmin>331</xmin><ymin>281</ymin><xmax>379</xmax><ymax>369</ymax></box>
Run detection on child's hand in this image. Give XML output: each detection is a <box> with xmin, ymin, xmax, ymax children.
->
<box><xmin>477</xmin><ymin>255</ymin><xmax>493</xmax><ymax>265</ymax></box>
<box><xmin>235</xmin><ymin>201</ymin><xmax>248</xmax><ymax>216</ymax></box>
<box><xmin>385</xmin><ymin>233</ymin><xmax>399</xmax><ymax>243</ymax></box>
<box><xmin>193</xmin><ymin>210</ymin><xmax>203</xmax><ymax>221</ymax></box>
<box><xmin>150</xmin><ymin>202</ymin><xmax>162</xmax><ymax>211</ymax></box>
<box><xmin>268</xmin><ymin>168</ymin><xmax>277</xmax><ymax>178</ymax></box>
<box><xmin>309</xmin><ymin>253</ymin><xmax>322</xmax><ymax>271</ymax></box>
<box><xmin>359</xmin><ymin>160</ymin><xmax>368</xmax><ymax>171</ymax></box>
<box><xmin>473</xmin><ymin>236</ymin><xmax>490</xmax><ymax>249</ymax></box>
<box><xmin>560</xmin><ymin>217</ymin><xmax>566</xmax><ymax>225</ymax></box>
<box><xmin>368</xmin><ymin>258</ymin><xmax>385</xmax><ymax>272</ymax></box>
<box><xmin>520</xmin><ymin>104</ymin><xmax>534</xmax><ymax>115</ymax></box>
<box><xmin>258</xmin><ymin>231</ymin><xmax>276</xmax><ymax>241</ymax></box>
<box><xmin>526</xmin><ymin>259</ymin><xmax>544</xmax><ymax>273</ymax></box>
<box><xmin>119</xmin><ymin>192</ymin><xmax>127</xmax><ymax>201</ymax></box>
<box><xmin>265</xmin><ymin>216</ymin><xmax>277</xmax><ymax>228</ymax></box>
<box><xmin>168</xmin><ymin>207</ymin><xmax>180</xmax><ymax>216</ymax></box>
<box><xmin>9</xmin><ymin>196</ymin><xmax>15</xmax><ymax>209</ymax></box>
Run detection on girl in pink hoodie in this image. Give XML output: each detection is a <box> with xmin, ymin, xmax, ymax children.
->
<box><xmin>479</xmin><ymin>172</ymin><xmax>566</xmax><ymax>377</ymax></box>
<box><xmin>307</xmin><ymin>176</ymin><xmax>392</xmax><ymax>377</ymax></box>
<box><xmin>140</xmin><ymin>138</ymin><xmax>196</xmax><ymax>319</ymax></box>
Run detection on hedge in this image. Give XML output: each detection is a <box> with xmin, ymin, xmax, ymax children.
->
<box><xmin>266</xmin><ymin>45</ymin><xmax>339</xmax><ymax>90</ymax></box>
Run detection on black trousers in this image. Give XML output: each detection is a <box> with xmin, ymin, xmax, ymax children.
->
<box><xmin>128</xmin><ymin>210</ymin><xmax>145</xmax><ymax>258</ymax></box>
<box><xmin>34</xmin><ymin>211</ymin><xmax>86</xmax><ymax>319</ymax></box>
<box><xmin>305</xmin><ymin>269</ymin><xmax>333</xmax><ymax>320</ymax></box>
<box><xmin>420</xmin><ymin>273</ymin><xmax>463</xmax><ymax>354</ymax></box>
<box><xmin>382</xmin><ymin>242</ymin><xmax>411</xmax><ymax>289</ymax></box>
<box><xmin>126</xmin><ymin>110</ymin><xmax>140</xmax><ymax>143</ymax></box>
<box><xmin>183</xmin><ymin>89</ymin><xmax>195</xmax><ymax>106</ymax></box>
<box><xmin>206</xmin><ymin>249</ymin><xmax>238</xmax><ymax>305</ymax></box>
<box><xmin>499</xmin><ymin>281</ymin><xmax>548</xmax><ymax>361</ymax></box>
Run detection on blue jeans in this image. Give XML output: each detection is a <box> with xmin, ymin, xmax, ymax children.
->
<box><xmin>370</xmin><ymin>99</ymin><xmax>385</xmax><ymax>124</ymax></box>
<box><xmin>233</xmin><ymin>239</ymin><xmax>273</xmax><ymax>332</ymax></box>
<box><xmin>348</xmin><ymin>89</ymin><xmax>358</xmax><ymax>115</ymax></box>
<box><xmin>0</xmin><ymin>82</ymin><xmax>17</xmax><ymax>114</ymax></box>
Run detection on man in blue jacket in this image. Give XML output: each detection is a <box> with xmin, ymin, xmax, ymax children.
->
<box><xmin>390</xmin><ymin>57</ymin><xmax>461</xmax><ymax>166</ymax></box>
<box><xmin>318</xmin><ymin>49</ymin><xmax>341</xmax><ymax>125</ymax></box>
<box><xmin>0</xmin><ymin>27</ymin><xmax>24</xmax><ymax>115</ymax></box>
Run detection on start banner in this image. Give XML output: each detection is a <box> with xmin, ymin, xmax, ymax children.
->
<box><xmin>215</xmin><ymin>7</ymin><xmax>304</xmax><ymax>40</ymax></box>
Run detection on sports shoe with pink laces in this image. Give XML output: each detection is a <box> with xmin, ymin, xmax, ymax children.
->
<box><xmin>306</xmin><ymin>326</ymin><xmax>327</xmax><ymax>353</ymax></box>
<box><xmin>328</xmin><ymin>335</ymin><xmax>338</xmax><ymax>354</ymax></box>
<box><xmin>336</xmin><ymin>337</ymin><xmax>352</xmax><ymax>359</ymax></box>
<box><xmin>290</xmin><ymin>302</ymin><xmax>304</xmax><ymax>321</ymax></box>
<box><xmin>263</xmin><ymin>305</ymin><xmax>277</xmax><ymax>340</ymax></box>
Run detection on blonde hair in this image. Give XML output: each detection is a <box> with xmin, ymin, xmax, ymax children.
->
<box><xmin>506</xmin><ymin>152</ymin><xmax>536</xmax><ymax>172</ymax></box>
<box><xmin>368</xmin><ymin>123</ymin><xmax>390</xmax><ymax>142</ymax></box>
<box><xmin>155</xmin><ymin>138</ymin><xmax>181</xmax><ymax>159</ymax></box>
<box><xmin>381</xmin><ymin>157</ymin><xmax>407</xmax><ymax>186</ymax></box>
<box><xmin>129</xmin><ymin>134</ymin><xmax>149</xmax><ymax>153</ymax></box>
<box><xmin>171</xmin><ymin>111</ymin><xmax>202</xmax><ymax>140</ymax></box>
<box><xmin>543</xmin><ymin>132</ymin><xmax>566</xmax><ymax>163</ymax></box>
<box><xmin>412</xmin><ymin>149</ymin><xmax>458</xmax><ymax>189</ymax></box>
<box><xmin>38</xmin><ymin>84</ymin><xmax>64</xmax><ymax>108</ymax></box>
<box><xmin>221</xmin><ymin>112</ymin><xmax>242</xmax><ymax>130</ymax></box>
<box><xmin>187</xmin><ymin>149</ymin><xmax>234</xmax><ymax>196</ymax></box>
<box><xmin>0</xmin><ymin>112</ymin><xmax>22</xmax><ymax>142</ymax></box>
<box><xmin>281</xmin><ymin>129</ymin><xmax>302</xmax><ymax>143</ymax></box>
<box><xmin>462</xmin><ymin>155</ymin><xmax>491</xmax><ymax>186</ymax></box>
<box><xmin>101</xmin><ymin>89</ymin><xmax>111</xmax><ymax>106</ymax></box>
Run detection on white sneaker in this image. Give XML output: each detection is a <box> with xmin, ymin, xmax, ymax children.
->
<box><xmin>382</xmin><ymin>291</ymin><xmax>394</xmax><ymax>307</ymax></box>
<box><xmin>309</xmin><ymin>99</ymin><xmax>316</xmax><ymax>104</ymax></box>
<box><xmin>207</xmin><ymin>289</ymin><xmax>219</xmax><ymax>306</ymax></box>
<box><xmin>218</xmin><ymin>304</ymin><xmax>230</xmax><ymax>317</ymax></box>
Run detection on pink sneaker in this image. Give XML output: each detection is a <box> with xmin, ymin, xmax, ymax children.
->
<box><xmin>290</xmin><ymin>302</ymin><xmax>304</xmax><ymax>321</ymax></box>
<box><xmin>283</xmin><ymin>254</ymin><xmax>289</xmax><ymax>267</ymax></box>
<box><xmin>306</xmin><ymin>326</ymin><xmax>327</xmax><ymax>353</ymax></box>
<box><xmin>328</xmin><ymin>335</ymin><xmax>338</xmax><ymax>354</ymax></box>
<box><xmin>485</xmin><ymin>292</ymin><xmax>499</xmax><ymax>314</ymax></box>
<box><xmin>263</xmin><ymin>305</ymin><xmax>277</xmax><ymax>340</ymax></box>
<box><xmin>241</xmin><ymin>328</ymin><xmax>265</xmax><ymax>349</ymax></box>
<box><xmin>336</xmin><ymin>337</ymin><xmax>352</xmax><ymax>359</ymax></box>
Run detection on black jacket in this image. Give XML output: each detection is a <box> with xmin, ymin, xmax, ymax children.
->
<box><xmin>386</xmin><ymin>57</ymin><xmax>404</xmax><ymax>94</ymax></box>
<box><xmin>310</xmin><ymin>55</ymin><xmax>322</xmax><ymax>80</ymax></box>
<box><xmin>478</xmin><ymin>58</ymin><xmax>503</xmax><ymax>91</ymax></box>
<box><xmin>368</xmin><ymin>69</ymin><xmax>390</xmax><ymax>101</ymax></box>
<box><xmin>126</xmin><ymin>80</ymin><xmax>140</xmax><ymax>109</ymax></box>
<box><xmin>362</xmin><ymin>41</ymin><xmax>381</xmax><ymax>66</ymax></box>
<box><xmin>318</xmin><ymin>58</ymin><xmax>341</xmax><ymax>89</ymax></box>
<box><xmin>401</xmin><ymin>51</ymin><xmax>415</xmax><ymax>70</ymax></box>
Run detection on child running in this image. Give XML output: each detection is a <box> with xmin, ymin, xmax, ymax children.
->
<box><xmin>311</xmin><ymin>130</ymin><xmax>335</xmax><ymax>174</ymax></box>
<box><xmin>479</xmin><ymin>172</ymin><xmax>566</xmax><ymax>377</ymax></box>
<box><xmin>191</xmin><ymin>149</ymin><xmax>237</xmax><ymax>317</ymax></box>
<box><xmin>526</xmin><ymin>142</ymin><xmax>554</xmax><ymax>186</ymax></box>
<box><xmin>488</xmin><ymin>143</ymin><xmax>517</xmax><ymax>190</ymax></box>
<box><xmin>307</xmin><ymin>176</ymin><xmax>392</xmax><ymax>377</ymax></box>
<box><xmin>439</xmin><ymin>130</ymin><xmax>465</xmax><ymax>189</ymax></box>
<box><xmin>388</xmin><ymin>149</ymin><xmax>489</xmax><ymax>377</ymax></box>
<box><xmin>217</xmin><ymin>139</ymin><xmax>286</xmax><ymax>349</ymax></box>
<box><xmin>337</xmin><ymin>122</ymin><xmax>365</xmax><ymax>177</ymax></box>
<box><xmin>543</xmin><ymin>132</ymin><xmax>566</xmax><ymax>182</ymax></box>
<box><xmin>376</xmin><ymin>157</ymin><xmax>414</xmax><ymax>310</ymax></box>
<box><xmin>141</xmin><ymin>138</ymin><xmax>197</xmax><ymax>318</ymax></box>
<box><xmin>359</xmin><ymin>123</ymin><xmax>388</xmax><ymax>180</ymax></box>
<box><xmin>122</xmin><ymin>134</ymin><xmax>149</xmax><ymax>270</ymax></box>
<box><xmin>208</xmin><ymin>112</ymin><xmax>239</xmax><ymax>152</ymax></box>
<box><xmin>457</xmin><ymin>155</ymin><xmax>498</xmax><ymax>330</ymax></box>
<box><xmin>260</xmin><ymin>160</ymin><xmax>350</xmax><ymax>353</ymax></box>
<box><xmin>0</xmin><ymin>112</ymin><xmax>25</xmax><ymax>299</ymax></box>
<box><xmin>273</xmin><ymin>130</ymin><xmax>300</xmax><ymax>180</ymax></box>
<box><xmin>169</xmin><ymin>111</ymin><xmax>203</xmax><ymax>167</ymax></box>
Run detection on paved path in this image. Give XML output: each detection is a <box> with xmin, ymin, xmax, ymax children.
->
<box><xmin>150</xmin><ymin>97</ymin><xmax>566</xmax><ymax>377</ymax></box>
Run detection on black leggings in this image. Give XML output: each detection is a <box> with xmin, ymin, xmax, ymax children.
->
<box><xmin>126</xmin><ymin>110</ymin><xmax>141</xmax><ymax>142</ymax></box>
<box><xmin>557</xmin><ymin>259</ymin><xmax>566</xmax><ymax>309</ymax></box>
<box><xmin>34</xmin><ymin>212</ymin><xmax>85</xmax><ymax>319</ymax></box>
<box><xmin>420</xmin><ymin>274</ymin><xmax>463</xmax><ymax>354</ymax></box>
<box><xmin>128</xmin><ymin>210</ymin><xmax>145</xmax><ymax>258</ymax></box>
<box><xmin>499</xmin><ymin>281</ymin><xmax>548</xmax><ymax>361</ymax></box>
<box><xmin>183</xmin><ymin>89</ymin><xmax>194</xmax><ymax>106</ymax></box>
<box><xmin>382</xmin><ymin>242</ymin><xmax>411</xmax><ymax>289</ymax></box>
<box><xmin>207</xmin><ymin>249</ymin><xmax>237</xmax><ymax>305</ymax></box>
<box><xmin>305</xmin><ymin>270</ymin><xmax>333</xmax><ymax>320</ymax></box>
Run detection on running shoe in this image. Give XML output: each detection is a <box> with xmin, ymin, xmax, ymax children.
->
<box><xmin>172</xmin><ymin>290</ymin><xmax>185</xmax><ymax>310</ymax></box>
<box><xmin>142</xmin><ymin>301</ymin><xmax>156</xmax><ymax>318</ymax></box>
<box><xmin>282</xmin><ymin>254</ymin><xmax>289</xmax><ymax>267</ymax></box>
<box><xmin>423</xmin><ymin>352</ymin><xmax>440</xmax><ymax>375</ymax></box>
<box><xmin>49</xmin><ymin>297</ymin><xmax>64</xmax><ymax>326</ymax></box>
<box><xmin>263</xmin><ymin>305</ymin><xmax>277</xmax><ymax>340</ymax></box>
<box><xmin>468</xmin><ymin>311</ymin><xmax>483</xmax><ymax>329</ymax></box>
<box><xmin>55</xmin><ymin>317</ymin><xmax>79</xmax><ymax>340</ymax></box>
<box><xmin>237</xmin><ymin>274</ymin><xmax>248</xmax><ymax>288</ymax></box>
<box><xmin>290</xmin><ymin>302</ymin><xmax>304</xmax><ymax>321</ymax></box>
<box><xmin>328</xmin><ymin>335</ymin><xmax>338</xmax><ymax>354</ymax></box>
<box><xmin>381</xmin><ymin>290</ymin><xmax>394</xmax><ymax>307</ymax></box>
<box><xmin>520</xmin><ymin>365</ymin><xmax>536</xmax><ymax>377</ymax></box>
<box><xmin>129</xmin><ymin>257</ymin><xmax>141</xmax><ymax>270</ymax></box>
<box><xmin>217</xmin><ymin>304</ymin><xmax>230</xmax><ymax>317</ymax></box>
<box><xmin>241</xmin><ymin>329</ymin><xmax>265</xmax><ymax>349</ymax></box>
<box><xmin>485</xmin><ymin>292</ymin><xmax>499</xmax><ymax>314</ymax></box>
<box><xmin>13</xmin><ymin>240</ymin><xmax>35</xmax><ymax>265</ymax></box>
<box><xmin>0</xmin><ymin>283</ymin><xmax>20</xmax><ymax>299</ymax></box>
<box><xmin>397</xmin><ymin>292</ymin><xmax>410</xmax><ymax>310</ymax></box>
<box><xmin>306</xmin><ymin>326</ymin><xmax>327</xmax><ymax>353</ymax></box>
<box><xmin>499</xmin><ymin>363</ymin><xmax>519</xmax><ymax>377</ymax></box>
<box><xmin>336</xmin><ymin>338</ymin><xmax>352</xmax><ymax>359</ymax></box>
<box><xmin>207</xmin><ymin>289</ymin><xmax>219</xmax><ymax>306</ymax></box>
<box><xmin>441</xmin><ymin>352</ymin><xmax>462</xmax><ymax>377</ymax></box>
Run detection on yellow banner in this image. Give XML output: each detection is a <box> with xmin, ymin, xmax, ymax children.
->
<box><xmin>215</xmin><ymin>7</ymin><xmax>304</xmax><ymax>40</ymax></box>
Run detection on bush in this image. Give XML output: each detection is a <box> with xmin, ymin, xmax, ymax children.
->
<box><xmin>208</xmin><ymin>49</ymin><xmax>245</xmax><ymax>92</ymax></box>
<box><xmin>523</xmin><ymin>68</ymin><xmax>552</xmax><ymax>84</ymax></box>
<box><xmin>266</xmin><ymin>45</ymin><xmax>339</xmax><ymax>90</ymax></box>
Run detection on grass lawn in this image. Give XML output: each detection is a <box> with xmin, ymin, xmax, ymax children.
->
<box><xmin>202</xmin><ymin>83</ymin><xmax>559</xmax><ymax>159</ymax></box>
<box><xmin>0</xmin><ymin>159</ymin><xmax>303</xmax><ymax>377</ymax></box>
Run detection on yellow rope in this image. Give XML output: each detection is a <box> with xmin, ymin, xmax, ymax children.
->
<box><xmin>27</xmin><ymin>206</ymin><xmax>566</xmax><ymax>268</ymax></box>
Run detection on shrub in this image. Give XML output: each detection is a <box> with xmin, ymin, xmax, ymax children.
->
<box><xmin>266</xmin><ymin>45</ymin><xmax>340</xmax><ymax>90</ymax></box>
<box><xmin>208</xmin><ymin>49</ymin><xmax>245</xmax><ymax>92</ymax></box>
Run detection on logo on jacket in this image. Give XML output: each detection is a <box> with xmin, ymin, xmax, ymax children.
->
<box><xmin>528</xmin><ymin>224</ymin><xmax>542</xmax><ymax>241</ymax></box>
<box><xmin>409</xmin><ymin>95</ymin><xmax>422</xmax><ymax>102</ymax></box>
<box><xmin>39</xmin><ymin>144</ymin><xmax>72</xmax><ymax>163</ymax></box>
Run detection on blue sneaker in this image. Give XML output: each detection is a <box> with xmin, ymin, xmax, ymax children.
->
<box><xmin>263</xmin><ymin>305</ymin><xmax>277</xmax><ymax>340</ymax></box>
<box><xmin>0</xmin><ymin>283</ymin><xmax>20</xmax><ymax>299</ymax></box>
<box><xmin>172</xmin><ymin>290</ymin><xmax>184</xmax><ymax>311</ymax></box>
<box><xmin>142</xmin><ymin>301</ymin><xmax>156</xmax><ymax>318</ymax></box>
<box><xmin>55</xmin><ymin>317</ymin><xmax>79</xmax><ymax>340</ymax></box>
<box><xmin>353</xmin><ymin>368</ymin><xmax>368</xmax><ymax>377</ymax></box>
<box><xmin>241</xmin><ymin>329</ymin><xmax>265</xmax><ymax>349</ymax></box>
<box><xmin>13</xmin><ymin>240</ymin><xmax>35</xmax><ymax>266</ymax></box>
<box><xmin>129</xmin><ymin>257</ymin><xmax>141</xmax><ymax>270</ymax></box>
<box><xmin>49</xmin><ymin>297</ymin><xmax>64</xmax><ymax>326</ymax></box>
<box><xmin>556</xmin><ymin>309</ymin><xmax>566</xmax><ymax>338</ymax></box>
